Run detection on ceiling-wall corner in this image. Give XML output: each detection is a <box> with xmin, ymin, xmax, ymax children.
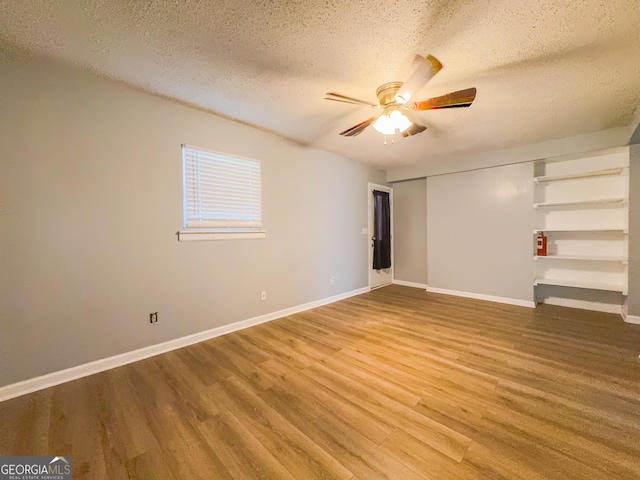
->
<box><xmin>628</xmin><ymin>103</ymin><xmax>640</xmax><ymax>145</ymax></box>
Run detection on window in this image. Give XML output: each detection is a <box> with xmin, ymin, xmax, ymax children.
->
<box><xmin>179</xmin><ymin>145</ymin><xmax>264</xmax><ymax>241</ymax></box>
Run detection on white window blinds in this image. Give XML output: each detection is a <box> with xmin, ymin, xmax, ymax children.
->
<box><xmin>183</xmin><ymin>145</ymin><xmax>262</xmax><ymax>230</ymax></box>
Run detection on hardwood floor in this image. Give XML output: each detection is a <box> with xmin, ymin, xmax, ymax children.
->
<box><xmin>2</xmin><ymin>285</ymin><xmax>640</xmax><ymax>479</ymax></box>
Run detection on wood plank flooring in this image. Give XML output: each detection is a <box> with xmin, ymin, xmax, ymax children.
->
<box><xmin>2</xmin><ymin>285</ymin><xmax>640</xmax><ymax>479</ymax></box>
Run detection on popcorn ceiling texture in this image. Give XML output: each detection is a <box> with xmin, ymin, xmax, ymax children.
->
<box><xmin>1</xmin><ymin>0</ymin><xmax>639</xmax><ymax>168</ymax></box>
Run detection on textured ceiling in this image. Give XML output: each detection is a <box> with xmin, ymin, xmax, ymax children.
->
<box><xmin>1</xmin><ymin>0</ymin><xmax>640</xmax><ymax>168</ymax></box>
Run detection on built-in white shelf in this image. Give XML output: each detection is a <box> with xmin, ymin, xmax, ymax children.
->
<box><xmin>533</xmin><ymin>198</ymin><xmax>627</xmax><ymax>209</ymax></box>
<box><xmin>533</xmin><ymin>167</ymin><xmax>626</xmax><ymax>183</ymax></box>
<box><xmin>533</xmin><ymin>278</ymin><xmax>628</xmax><ymax>294</ymax></box>
<box><xmin>534</xmin><ymin>255</ymin><xmax>627</xmax><ymax>263</ymax></box>
<box><xmin>533</xmin><ymin>148</ymin><xmax>630</xmax><ymax>311</ymax></box>
<box><xmin>533</xmin><ymin>228</ymin><xmax>628</xmax><ymax>234</ymax></box>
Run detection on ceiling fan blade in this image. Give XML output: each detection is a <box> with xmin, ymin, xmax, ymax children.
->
<box><xmin>413</xmin><ymin>87</ymin><xmax>477</xmax><ymax>111</ymax></box>
<box><xmin>395</xmin><ymin>54</ymin><xmax>443</xmax><ymax>104</ymax></box>
<box><xmin>401</xmin><ymin>111</ymin><xmax>427</xmax><ymax>137</ymax></box>
<box><xmin>326</xmin><ymin>92</ymin><xmax>378</xmax><ymax>107</ymax></box>
<box><xmin>339</xmin><ymin>116</ymin><xmax>378</xmax><ymax>136</ymax></box>
<box><xmin>324</xmin><ymin>97</ymin><xmax>365</xmax><ymax>106</ymax></box>
<box><xmin>402</xmin><ymin>123</ymin><xmax>427</xmax><ymax>137</ymax></box>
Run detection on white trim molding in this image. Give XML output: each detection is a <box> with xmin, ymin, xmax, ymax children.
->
<box><xmin>625</xmin><ymin>315</ymin><xmax>640</xmax><ymax>325</ymax></box>
<box><xmin>393</xmin><ymin>279</ymin><xmax>429</xmax><ymax>289</ymax></box>
<box><xmin>426</xmin><ymin>286</ymin><xmax>536</xmax><ymax>308</ymax></box>
<box><xmin>0</xmin><ymin>287</ymin><xmax>370</xmax><ymax>403</ymax></box>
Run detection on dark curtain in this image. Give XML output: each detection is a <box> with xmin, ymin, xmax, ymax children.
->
<box><xmin>373</xmin><ymin>190</ymin><xmax>391</xmax><ymax>270</ymax></box>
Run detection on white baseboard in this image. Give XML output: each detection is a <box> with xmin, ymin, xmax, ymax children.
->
<box><xmin>625</xmin><ymin>315</ymin><xmax>640</xmax><ymax>325</ymax></box>
<box><xmin>392</xmin><ymin>279</ymin><xmax>428</xmax><ymax>289</ymax></box>
<box><xmin>426</xmin><ymin>286</ymin><xmax>535</xmax><ymax>309</ymax></box>
<box><xmin>0</xmin><ymin>287</ymin><xmax>370</xmax><ymax>403</ymax></box>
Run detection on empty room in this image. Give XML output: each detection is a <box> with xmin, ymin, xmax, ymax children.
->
<box><xmin>1</xmin><ymin>1</ymin><xmax>640</xmax><ymax>478</ymax></box>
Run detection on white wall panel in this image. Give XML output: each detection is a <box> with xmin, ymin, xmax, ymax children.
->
<box><xmin>427</xmin><ymin>163</ymin><xmax>534</xmax><ymax>302</ymax></box>
<box><xmin>392</xmin><ymin>179</ymin><xmax>427</xmax><ymax>285</ymax></box>
<box><xmin>628</xmin><ymin>145</ymin><xmax>640</xmax><ymax>316</ymax></box>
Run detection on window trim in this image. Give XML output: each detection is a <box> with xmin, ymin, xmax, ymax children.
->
<box><xmin>179</xmin><ymin>144</ymin><xmax>265</xmax><ymax>241</ymax></box>
<box><xmin>177</xmin><ymin>230</ymin><xmax>266</xmax><ymax>242</ymax></box>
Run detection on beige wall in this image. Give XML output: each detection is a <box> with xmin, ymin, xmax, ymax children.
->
<box><xmin>426</xmin><ymin>163</ymin><xmax>535</xmax><ymax>302</ymax></box>
<box><xmin>392</xmin><ymin>179</ymin><xmax>427</xmax><ymax>285</ymax></box>
<box><xmin>0</xmin><ymin>51</ymin><xmax>384</xmax><ymax>387</ymax></box>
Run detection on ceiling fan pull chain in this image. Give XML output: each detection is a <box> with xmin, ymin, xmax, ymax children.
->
<box><xmin>383</xmin><ymin>134</ymin><xmax>396</xmax><ymax>145</ymax></box>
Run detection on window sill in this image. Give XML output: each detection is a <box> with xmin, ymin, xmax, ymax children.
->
<box><xmin>177</xmin><ymin>230</ymin><xmax>266</xmax><ymax>242</ymax></box>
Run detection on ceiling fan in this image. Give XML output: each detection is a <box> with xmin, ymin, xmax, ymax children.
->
<box><xmin>325</xmin><ymin>54</ymin><xmax>477</xmax><ymax>139</ymax></box>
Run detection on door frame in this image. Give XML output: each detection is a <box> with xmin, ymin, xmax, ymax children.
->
<box><xmin>368</xmin><ymin>182</ymin><xmax>394</xmax><ymax>289</ymax></box>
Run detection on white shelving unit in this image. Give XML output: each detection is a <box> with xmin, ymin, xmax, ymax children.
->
<box><xmin>533</xmin><ymin>278</ymin><xmax>628</xmax><ymax>294</ymax></box>
<box><xmin>533</xmin><ymin>228</ymin><xmax>628</xmax><ymax>233</ymax></box>
<box><xmin>534</xmin><ymin>198</ymin><xmax>627</xmax><ymax>209</ymax></box>
<box><xmin>533</xmin><ymin>167</ymin><xmax>626</xmax><ymax>183</ymax></box>
<box><xmin>533</xmin><ymin>148</ymin><xmax>629</xmax><ymax>309</ymax></box>
<box><xmin>534</xmin><ymin>255</ymin><xmax>627</xmax><ymax>263</ymax></box>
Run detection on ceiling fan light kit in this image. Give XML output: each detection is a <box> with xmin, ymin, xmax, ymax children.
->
<box><xmin>325</xmin><ymin>54</ymin><xmax>476</xmax><ymax>142</ymax></box>
<box><xmin>373</xmin><ymin>109</ymin><xmax>412</xmax><ymax>135</ymax></box>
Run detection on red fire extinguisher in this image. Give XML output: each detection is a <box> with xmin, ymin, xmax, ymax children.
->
<box><xmin>536</xmin><ymin>232</ymin><xmax>547</xmax><ymax>256</ymax></box>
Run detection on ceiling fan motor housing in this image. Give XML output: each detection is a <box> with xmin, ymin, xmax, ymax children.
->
<box><xmin>376</xmin><ymin>82</ymin><xmax>403</xmax><ymax>106</ymax></box>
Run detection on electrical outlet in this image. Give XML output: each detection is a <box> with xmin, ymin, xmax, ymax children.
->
<box><xmin>330</xmin><ymin>277</ymin><xmax>336</xmax><ymax>285</ymax></box>
<box><xmin>150</xmin><ymin>312</ymin><xmax>158</xmax><ymax>323</ymax></box>
<box><xmin>261</xmin><ymin>291</ymin><xmax>267</xmax><ymax>301</ymax></box>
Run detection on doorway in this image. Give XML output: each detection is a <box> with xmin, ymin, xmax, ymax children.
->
<box><xmin>368</xmin><ymin>183</ymin><xmax>393</xmax><ymax>289</ymax></box>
